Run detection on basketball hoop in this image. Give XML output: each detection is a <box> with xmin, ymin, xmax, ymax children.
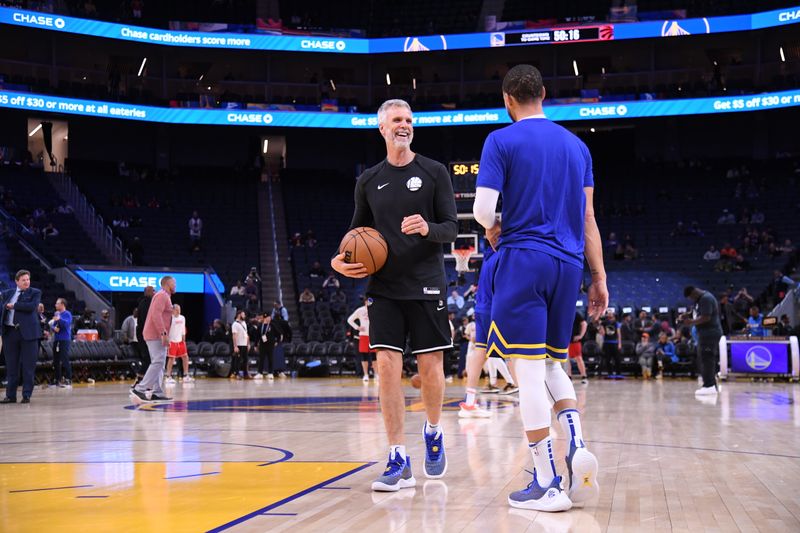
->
<box><xmin>453</xmin><ymin>247</ymin><xmax>475</xmax><ymax>274</ymax></box>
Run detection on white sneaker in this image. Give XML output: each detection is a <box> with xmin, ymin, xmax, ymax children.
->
<box><xmin>267</xmin><ymin>373</ymin><xmax>275</xmax><ymax>380</ymax></box>
<box><xmin>277</xmin><ymin>372</ymin><xmax>286</xmax><ymax>378</ymax></box>
<box><xmin>695</xmin><ymin>386</ymin><xmax>718</xmax><ymax>396</ymax></box>
<box><xmin>165</xmin><ymin>377</ymin><xmax>176</xmax><ymax>385</ymax></box>
<box><xmin>566</xmin><ymin>445</ymin><xmax>600</xmax><ymax>504</ymax></box>
<box><xmin>458</xmin><ymin>402</ymin><xmax>491</xmax><ymax>418</ymax></box>
<box><xmin>363</xmin><ymin>375</ymin><xmax>370</xmax><ymax>383</ymax></box>
<box><xmin>253</xmin><ymin>374</ymin><xmax>263</xmax><ymax>380</ymax></box>
<box><xmin>183</xmin><ymin>376</ymin><xmax>194</xmax><ymax>383</ymax></box>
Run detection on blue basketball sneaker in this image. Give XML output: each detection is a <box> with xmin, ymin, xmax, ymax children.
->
<box><xmin>423</xmin><ymin>422</ymin><xmax>447</xmax><ymax>478</ymax></box>
<box><xmin>508</xmin><ymin>471</ymin><xmax>572</xmax><ymax>512</ymax></box>
<box><xmin>371</xmin><ymin>452</ymin><xmax>416</xmax><ymax>492</ymax></box>
<box><xmin>566</xmin><ymin>443</ymin><xmax>599</xmax><ymax>504</ymax></box>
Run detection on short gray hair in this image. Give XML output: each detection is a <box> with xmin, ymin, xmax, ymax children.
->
<box><xmin>377</xmin><ymin>99</ymin><xmax>412</xmax><ymax>124</ymax></box>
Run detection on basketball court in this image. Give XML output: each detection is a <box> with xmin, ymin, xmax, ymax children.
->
<box><xmin>2</xmin><ymin>378</ymin><xmax>798</xmax><ymax>532</ymax></box>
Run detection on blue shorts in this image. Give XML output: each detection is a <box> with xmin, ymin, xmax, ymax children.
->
<box><xmin>474</xmin><ymin>251</ymin><xmax>498</xmax><ymax>351</ymax></box>
<box><xmin>487</xmin><ymin>248</ymin><xmax>583</xmax><ymax>361</ymax></box>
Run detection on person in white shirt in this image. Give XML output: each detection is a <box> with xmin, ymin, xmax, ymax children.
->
<box><xmin>165</xmin><ymin>305</ymin><xmax>192</xmax><ymax>383</ymax></box>
<box><xmin>231</xmin><ymin>310</ymin><xmax>250</xmax><ymax>379</ymax></box>
<box><xmin>230</xmin><ymin>281</ymin><xmax>244</xmax><ymax>297</ymax></box>
<box><xmin>347</xmin><ymin>298</ymin><xmax>376</xmax><ymax>382</ymax></box>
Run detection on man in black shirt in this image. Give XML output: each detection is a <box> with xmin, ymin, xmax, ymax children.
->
<box><xmin>600</xmin><ymin>310</ymin><xmax>621</xmax><ymax>376</ymax></box>
<box><xmin>332</xmin><ymin>99</ymin><xmax>457</xmax><ymax>492</ymax></box>
<box><xmin>132</xmin><ymin>285</ymin><xmax>154</xmax><ymax>389</ymax></box>
<box><xmin>682</xmin><ymin>286</ymin><xmax>724</xmax><ymax>396</ymax></box>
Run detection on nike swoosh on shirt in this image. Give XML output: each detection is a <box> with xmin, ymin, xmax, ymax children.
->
<box><xmin>377</xmin><ymin>183</ymin><xmax>389</xmax><ymax>190</ymax></box>
<box><xmin>436</xmin><ymin>306</ymin><xmax>446</xmax><ymax>311</ymax></box>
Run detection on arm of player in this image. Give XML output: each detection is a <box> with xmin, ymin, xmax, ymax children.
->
<box><xmin>346</xmin><ymin>309</ymin><xmax>360</xmax><ymax>331</ymax></box>
<box><xmin>332</xmin><ymin>178</ymin><xmax>371</xmax><ymax>278</ymax></box>
<box><xmin>584</xmin><ymin>187</ymin><xmax>608</xmax><ymax>321</ymax></box>
<box><xmin>473</xmin><ymin>187</ymin><xmax>500</xmax><ymax>250</ymax></box>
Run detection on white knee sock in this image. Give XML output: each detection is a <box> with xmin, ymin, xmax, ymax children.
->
<box><xmin>529</xmin><ymin>437</ymin><xmax>557</xmax><ymax>486</ymax></box>
<box><xmin>515</xmin><ymin>359</ymin><xmax>550</xmax><ymax>430</ymax></box>
<box><xmin>494</xmin><ymin>357</ymin><xmax>515</xmax><ymax>385</ymax></box>
<box><xmin>544</xmin><ymin>359</ymin><xmax>576</xmax><ymax>402</ymax></box>
<box><xmin>487</xmin><ymin>358</ymin><xmax>498</xmax><ymax>385</ymax></box>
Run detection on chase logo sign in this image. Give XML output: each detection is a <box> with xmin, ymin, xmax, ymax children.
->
<box><xmin>76</xmin><ymin>270</ymin><xmax>207</xmax><ymax>293</ymax></box>
<box><xmin>109</xmin><ymin>275</ymin><xmax>158</xmax><ymax>288</ymax></box>
<box><xmin>779</xmin><ymin>10</ymin><xmax>800</xmax><ymax>22</ymax></box>
<box><xmin>300</xmin><ymin>39</ymin><xmax>346</xmax><ymax>51</ymax></box>
<box><xmin>579</xmin><ymin>104</ymin><xmax>628</xmax><ymax>117</ymax></box>
<box><xmin>12</xmin><ymin>11</ymin><xmax>65</xmax><ymax>28</ymax></box>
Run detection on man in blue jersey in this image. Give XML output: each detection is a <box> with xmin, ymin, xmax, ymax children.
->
<box><xmin>473</xmin><ymin>64</ymin><xmax>609</xmax><ymax>512</ymax></box>
<box><xmin>50</xmin><ymin>298</ymin><xmax>73</xmax><ymax>388</ymax></box>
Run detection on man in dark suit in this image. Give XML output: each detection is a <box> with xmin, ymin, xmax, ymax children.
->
<box><xmin>256</xmin><ymin>313</ymin><xmax>281</xmax><ymax>379</ymax></box>
<box><xmin>1</xmin><ymin>270</ymin><xmax>42</xmax><ymax>404</ymax></box>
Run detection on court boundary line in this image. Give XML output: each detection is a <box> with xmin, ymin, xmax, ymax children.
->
<box><xmin>206</xmin><ymin>462</ymin><xmax>376</xmax><ymax>532</ymax></box>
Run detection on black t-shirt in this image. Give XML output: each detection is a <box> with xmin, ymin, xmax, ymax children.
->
<box><xmin>571</xmin><ymin>312</ymin><xmax>586</xmax><ymax>339</ymax></box>
<box><xmin>602</xmin><ymin>319</ymin><xmax>618</xmax><ymax>341</ymax></box>
<box><xmin>135</xmin><ymin>296</ymin><xmax>151</xmax><ymax>340</ymax></box>
<box><xmin>694</xmin><ymin>291</ymin><xmax>723</xmax><ymax>342</ymax></box>
<box><xmin>620</xmin><ymin>321</ymin><xmax>636</xmax><ymax>342</ymax></box>
<box><xmin>350</xmin><ymin>154</ymin><xmax>458</xmax><ymax>300</ymax></box>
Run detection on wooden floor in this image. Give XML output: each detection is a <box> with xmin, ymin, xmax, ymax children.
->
<box><xmin>1</xmin><ymin>376</ymin><xmax>799</xmax><ymax>532</ymax></box>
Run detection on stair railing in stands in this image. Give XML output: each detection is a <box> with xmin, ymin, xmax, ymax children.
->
<box><xmin>48</xmin><ymin>171</ymin><xmax>132</xmax><ymax>266</ymax></box>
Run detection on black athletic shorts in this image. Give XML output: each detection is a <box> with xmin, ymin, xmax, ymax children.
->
<box><xmin>367</xmin><ymin>296</ymin><xmax>453</xmax><ymax>355</ymax></box>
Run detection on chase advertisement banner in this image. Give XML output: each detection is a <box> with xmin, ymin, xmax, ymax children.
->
<box><xmin>730</xmin><ymin>342</ymin><xmax>790</xmax><ymax>374</ymax></box>
<box><xmin>77</xmin><ymin>270</ymin><xmax>206</xmax><ymax>293</ymax></box>
<box><xmin>1</xmin><ymin>6</ymin><xmax>799</xmax><ymax>54</ymax></box>
<box><xmin>3</xmin><ymin>89</ymin><xmax>800</xmax><ymax>128</ymax></box>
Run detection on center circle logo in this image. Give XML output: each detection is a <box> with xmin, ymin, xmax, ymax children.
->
<box><xmin>616</xmin><ymin>104</ymin><xmax>628</xmax><ymax>116</ymax></box>
<box><xmin>55</xmin><ymin>18</ymin><xmax>65</xmax><ymax>29</ymax></box>
<box><xmin>745</xmin><ymin>345</ymin><xmax>772</xmax><ymax>371</ymax></box>
<box><xmin>406</xmin><ymin>177</ymin><xmax>422</xmax><ymax>191</ymax></box>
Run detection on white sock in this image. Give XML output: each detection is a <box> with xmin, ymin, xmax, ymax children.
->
<box><xmin>464</xmin><ymin>387</ymin><xmax>477</xmax><ymax>406</ymax></box>
<box><xmin>557</xmin><ymin>408</ymin><xmax>585</xmax><ymax>449</ymax></box>
<box><xmin>389</xmin><ymin>445</ymin><xmax>406</xmax><ymax>462</ymax></box>
<box><xmin>529</xmin><ymin>437</ymin><xmax>557</xmax><ymax>486</ymax></box>
<box><xmin>425</xmin><ymin>421</ymin><xmax>440</xmax><ymax>436</ymax></box>
<box><xmin>487</xmin><ymin>358</ymin><xmax>498</xmax><ymax>385</ymax></box>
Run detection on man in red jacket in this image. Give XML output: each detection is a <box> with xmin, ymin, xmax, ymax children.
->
<box><xmin>130</xmin><ymin>276</ymin><xmax>176</xmax><ymax>403</ymax></box>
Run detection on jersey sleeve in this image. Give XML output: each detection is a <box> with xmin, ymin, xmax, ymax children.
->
<box><xmin>581</xmin><ymin>141</ymin><xmax>594</xmax><ymax>188</ymax></box>
<box><xmin>349</xmin><ymin>175</ymin><xmax>375</xmax><ymax>230</ymax></box>
<box><xmin>423</xmin><ymin>163</ymin><xmax>458</xmax><ymax>243</ymax></box>
<box><xmin>476</xmin><ymin>133</ymin><xmax>504</xmax><ymax>192</ymax></box>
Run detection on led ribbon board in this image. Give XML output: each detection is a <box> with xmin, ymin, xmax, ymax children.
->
<box><xmin>1</xmin><ymin>6</ymin><xmax>799</xmax><ymax>53</ymax></box>
<box><xmin>3</xmin><ymin>89</ymin><xmax>800</xmax><ymax>128</ymax></box>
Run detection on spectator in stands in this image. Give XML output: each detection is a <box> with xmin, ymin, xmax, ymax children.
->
<box><xmin>774</xmin><ymin>315</ymin><xmax>795</xmax><ymax>336</ymax></box>
<box><xmin>670</xmin><ymin>221</ymin><xmax>687</xmax><ymax>237</ymax></box>
<box><xmin>290</xmin><ymin>232</ymin><xmax>303</xmax><ymax>247</ymax></box>
<box><xmin>746</xmin><ymin>306</ymin><xmax>765</xmax><ymax>337</ymax></box>
<box><xmin>203</xmin><ymin>319</ymin><xmax>228</xmax><ymax>343</ymax></box>
<box><xmin>308</xmin><ymin>261</ymin><xmax>325</xmax><ymax>278</ymax></box>
<box><xmin>246</xmin><ymin>267</ymin><xmax>261</xmax><ymax>286</ymax></box>
<box><xmin>688</xmin><ymin>221</ymin><xmax>703</xmax><ymax>237</ymax></box>
<box><xmin>750</xmin><ymin>208</ymin><xmax>765</xmax><ymax>224</ymax></box>
<box><xmin>718</xmin><ymin>293</ymin><xmax>744</xmax><ymax>335</ymax></box>
<box><xmin>717</xmin><ymin>209</ymin><xmax>736</xmax><ymax>224</ymax></box>
<box><xmin>244</xmin><ymin>279</ymin><xmax>258</xmax><ymax>299</ymax></box>
<box><xmin>330</xmin><ymin>288</ymin><xmax>347</xmax><ymax>305</ymax></box>
<box><xmin>42</xmin><ymin>223</ymin><xmax>59</xmax><ymax>239</ymax></box>
<box><xmin>600</xmin><ymin>310</ymin><xmax>621</xmax><ymax>376</ymax></box>
<box><xmin>37</xmin><ymin>303</ymin><xmax>50</xmax><ymax>341</ymax></box>
<box><xmin>779</xmin><ymin>239</ymin><xmax>796</xmax><ymax>255</ymax></box>
<box><xmin>189</xmin><ymin>210</ymin><xmax>202</xmax><ymax>251</ymax></box>
<box><xmin>703</xmin><ymin>245</ymin><xmax>720</xmax><ymax>262</ymax></box>
<box><xmin>74</xmin><ymin>310</ymin><xmax>97</xmax><ymax>333</ymax></box>
<box><xmin>305</xmin><ymin>229</ymin><xmax>317</xmax><ymax>248</ymax></box>
<box><xmin>129</xmin><ymin>237</ymin><xmax>144</xmax><ymax>265</ymax></box>
<box><xmin>131</xmin><ymin>0</ymin><xmax>143</xmax><ymax>19</ymax></box>
<box><xmin>97</xmin><ymin>309</ymin><xmax>113</xmax><ymax>341</ymax></box>
<box><xmin>230</xmin><ymin>281</ymin><xmax>244</xmax><ymax>296</ymax></box>
<box><xmin>654</xmin><ymin>332</ymin><xmax>675</xmax><ymax>379</ymax></box>
<box><xmin>121</xmin><ymin>307</ymin><xmax>137</xmax><ymax>344</ymax></box>
<box><xmin>634</xmin><ymin>310</ymin><xmax>653</xmax><ymax>342</ymax></box>
<box><xmin>635</xmin><ymin>332</ymin><xmax>656</xmax><ymax>379</ymax></box>
<box><xmin>299</xmin><ymin>287</ymin><xmax>316</xmax><ymax>304</ymax></box>
<box><xmin>620</xmin><ymin>313</ymin><xmax>636</xmax><ymax>344</ymax></box>
<box><xmin>50</xmin><ymin>297</ymin><xmax>73</xmax><ymax>388</ymax></box>
<box><xmin>231</xmin><ymin>310</ymin><xmax>249</xmax><ymax>380</ymax></box>
<box><xmin>733</xmin><ymin>287</ymin><xmax>754</xmax><ymax>316</ymax></box>
<box><xmin>606</xmin><ymin>232</ymin><xmax>618</xmax><ymax>250</ymax></box>
<box><xmin>322</xmin><ymin>272</ymin><xmax>340</xmax><ymax>292</ymax></box>
<box><xmin>463</xmin><ymin>283</ymin><xmax>478</xmax><ymax>303</ymax></box>
<box><xmin>447</xmin><ymin>289</ymin><xmax>465</xmax><ymax>311</ymax></box>
<box><xmin>245</xmin><ymin>294</ymin><xmax>260</xmax><ymax>314</ymax></box>
<box><xmin>272</xmin><ymin>301</ymin><xmax>289</xmax><ymax>322</ymax></box>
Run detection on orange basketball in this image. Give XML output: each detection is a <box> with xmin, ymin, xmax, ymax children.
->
<box><xmin>410</xmin><ymin>374</ymin><xmax>422</xmax><ymax>389</ymax></box>
<box><xmin>339</xmin><ymin>227</ymin><xmax>388</xmax><ymax>275</ymax></box>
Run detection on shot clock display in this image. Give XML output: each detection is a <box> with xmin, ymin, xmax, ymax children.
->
<box><xmin>450</xmin><ymin>161</ymin><xmax>480</xmax><ymax>193</ymax></box>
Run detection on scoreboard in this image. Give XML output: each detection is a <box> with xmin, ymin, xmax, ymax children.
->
<box><xmin>450</xmin><ymin>161</ymin><xmax>480</xmax><ymax>199</ymax></box>
<box><xmin>503</xmin><ymin>26</ymin><xmax>612</xmax><ymax>46</ymax></box>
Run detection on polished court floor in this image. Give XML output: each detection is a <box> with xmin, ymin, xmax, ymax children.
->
<box><xmin>1</xmin><ymin>376</ymin><xmax>799</xmax><ymax>532</ymax></box>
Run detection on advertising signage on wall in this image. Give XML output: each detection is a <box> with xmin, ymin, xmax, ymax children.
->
<box><xmin>1</xmin><ymin>6</ymin><xmax>799</xmax><ymax>54</ymax></box>
<box><xmin>3</xmin><ymin>89</ymin><xmax>800</xmax><ymax>129</ymax></box>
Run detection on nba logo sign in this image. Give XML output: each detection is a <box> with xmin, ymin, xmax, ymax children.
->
<box><xmin>490</xmin><ymin>33</ymin><xmax>505</xmax><ymax>47</ymax></box>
